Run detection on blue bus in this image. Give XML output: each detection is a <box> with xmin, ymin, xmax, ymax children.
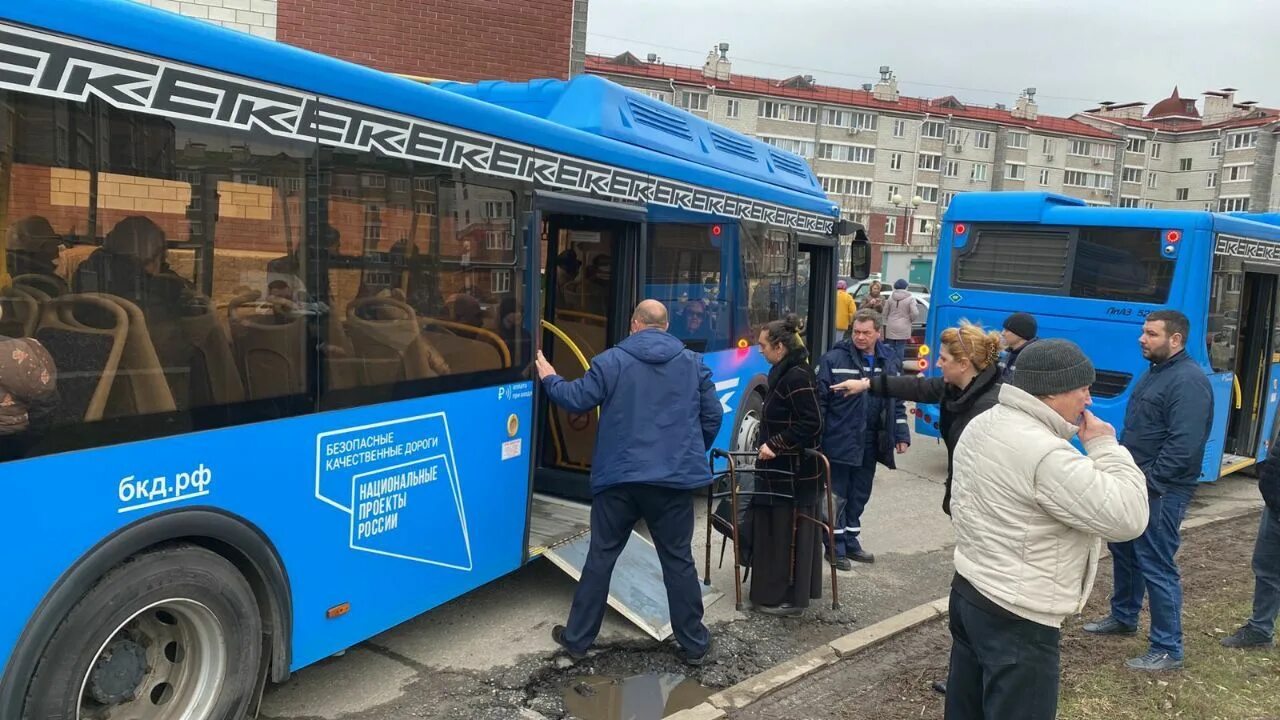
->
<box><xmin>912</xmin><ymin>191</ymin><xmax>1280</xmax><ymax>485</ymax></box>
<box><xmin>0</xmin><ymin>1</ymin><xmax>862</xmax><ymax>717</ymax></box>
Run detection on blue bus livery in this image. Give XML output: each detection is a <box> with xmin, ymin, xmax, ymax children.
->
<box><xmin>0</xmin><ymin>1</ymin><xmax>859</xmax><ymax>717</ymax></box>
<box><xmin>915</xmin><ymin>191</ymin><xmax>1280</xmax><ymax>487</ymax></box>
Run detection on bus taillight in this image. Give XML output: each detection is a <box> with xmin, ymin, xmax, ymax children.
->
<box><xmin>954</xmin><ymin>223</ymin><xmax>967</xmax><ymax>236</ymax></box>
<box><xmin>1166</xmin><ymin>229</ymin><xmax>1182</xmax><ymax>243</ymax></box>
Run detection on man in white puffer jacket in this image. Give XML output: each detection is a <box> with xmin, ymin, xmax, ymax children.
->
<box><xmin>945</xmin><ymin>339</ymin><xmax>1149</xmax><ymax>720</ymax></box>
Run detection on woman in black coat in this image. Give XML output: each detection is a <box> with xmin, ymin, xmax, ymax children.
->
<box><xmin>750</xmin><ymin>314</ymin><xmax>825</xmax><ymax>617</ymax></box>
<box><xmin>833</xmin><ymin>321</ymin><xmax>1003</xmax><ymax>516</ymax></box>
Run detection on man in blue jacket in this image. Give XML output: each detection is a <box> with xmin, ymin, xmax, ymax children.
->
<box><xmin>535</xmin><ymin>299</ymin><xmax>723</xmax><ymax>665</ymax></box>
<box><xmin>1084</xmin><ymin>309</ymin><xmax>1213</xmax><ymax>671</ymax></box>
<box><xmin>816</xmin><ymin>309</ymin><xmax>910</xmax><ymax>568</ymax></box>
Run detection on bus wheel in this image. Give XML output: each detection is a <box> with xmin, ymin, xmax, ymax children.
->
<box><xmin>733</xmin><ymin>391</ymin><xmax>764</xmax><ymax>457</ymax></box>
<box><xmin>23</xmin><ymin>544</ymin><xmax>262</xmax><ymax>720</ymax></box>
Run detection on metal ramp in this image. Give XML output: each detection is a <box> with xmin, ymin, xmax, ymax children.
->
<box><xmin>529</xmin><ymin>493</ymin><xmax>723</xmax><ymax>641</ymax></box>
<box><xmin>1221</xmin><ymin>452</ymin><xmax>1256</xmax><ymax>477</ymax></box>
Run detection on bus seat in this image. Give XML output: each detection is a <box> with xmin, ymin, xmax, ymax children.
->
<box><xmin>420</xmin><ymin>318</ymin><xmax>510</xmax><ymax>370</ymax></box>
<box><xmin>323</xmin><ymin>310</ymin><xmax>362</xmax><ymax>391</ymax></box>
<box><xmin>180</xmin><ymin>306</ymin><xmax>246</xmax><ymax>406</ymax></box>
<box><xmin>13</xmin><ymin>273</ymin><xmax>66</xmax><ymax>298</ymax></box>
<box><xmin>228</xmin><ymin>294</ymin><xmax>307</xmax><ymax>400</ymax></box>
<box><xmin>0</xmin><ymin>286</ymin><xmax>39</xmax><ymax>338</ymax></box>
<box><xmin>345</xmin><ymin>297</ymin><xmax>447</xmax><ymax>385</ymax></box>
<box><xmin>99</xmin><ymin>295</ymin><xmax>178</xmax><ymax>417</ymax></box>
<box><xmin>34</xmin><ymin>293</ymin><xmax>127</xmax><ymax>422</ymax></box>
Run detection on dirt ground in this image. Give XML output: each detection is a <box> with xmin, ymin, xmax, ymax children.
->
<box><xmin>733</xmin><ymin>512</ymin><xmax>1279</xmax><ymax>720</ymax></box>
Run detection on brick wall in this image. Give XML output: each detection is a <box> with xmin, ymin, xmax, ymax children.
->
<box><xmin>132</xmin><ymin>0</ymin><xmax>278</xmax><ymax>40</ymax></box>
<box><xmin>276</xmin><ymin>0</ymin><xmax>574</xmax><ymax>82</ymax></box>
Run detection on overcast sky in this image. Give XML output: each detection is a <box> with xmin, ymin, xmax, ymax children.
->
<box><xmin>585</xmin><ymin>0</ymin><xmax>1277</xmax><ymax>119</ymax></box>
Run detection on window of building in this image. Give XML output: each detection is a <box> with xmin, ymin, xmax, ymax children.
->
<box><xmin>491</xmin><ymin>269</ymin><xmax>512</xmax><ymax>294</ymax></box>
<box><xmin>974</xmin><ymin>131</ymin><xmax>992</xmax><ymax>149</ymax></box>
<box><xmin>759</xmin><ymin>101</ymin><xmax>785</xmax><ymax>120</ymax></box>
<box><xmin>917</xmin><ymin>217</ymin><xmax>932</xmax><ymax>234</ymax></box>
<box><xmin>947</xmin><ymin>127</ymin><xmax>965</xmax><ymax>146</ymax></box>
<box><xmin>642</xmin><ymin>89</ymin><xmax>671</xmax><ymax>104</ymax></box>
<box><xmin>893</xmin><ymin>119</ymin><xmax>906</xmax><ymax>138</ymax></box>
<box><xmin>1009</xmin><ymin>132</ymin><xmax>1029</xmax><ymax>149</ymax></box>
<box><xmin>820</xmin><ymin>176</ymin><xmax>873</xmax><ymax>197</ymax></box>
<box><xmin>724</xmin><ymin>98</ymin><xmax>740</xmax><ymax>118</ymax></box>
<box><xmin>678</xmin><ymin>91</ymin><xmax>708</xmax><ymax>112</ymax></box>
<box><xmin>921</xmin><ymin>121</ymin><xmax>945</xmax><ymax>139</ymax></box>
<box><xmin>760</xmin><ymin>136</ymin><xmax>815</xmax><ymax>158</ymax></box>
<box><xmin>1123</xmin><ymin>167</ymin><xmax>1143</xmax><ymax>184</ymax></box>
<box><xmin>1126</xmin><ymin>136</ymin><xmax>1147</xmax><ymax>154</ymax></box>
<box><xmin>886</xmin><ymin>184</ymin><xmax>900</xmax><ymax>202</ymax></box>
<box><xmin>1220</xmin><ymin>197</ymin><xmax>1251</xmax><ymax>212</ymax></box>
<box><xmin>1068</xmin><ymin>140</ymin><xmax>1092</xmax><ymax>157</ymax></box>
<box><xmin>890</xmin><ymin>152</ymin><xmax>903</xmax><ymax>171</ymax></box>
<box><xmin>918</xmin><ymin>185</ymin><xmax>939</xmax><ymax>203</ymax></box>
<box><xmin>1005</xmin><ymin>163</ymin><xmax>1025</xmax><ymax>180</ymax></box>
<box><xmin>789</xmin><ymin>104</ymin><xmax>817</xmax><ymax>123</ymax></box>
<box><xmin>390</xmin><ymin>177</ymin><xmax>411</xmax><ymax>193</ymax></box>
<box><xmin>1210</xmin><ymin>139</ymin><xmax>1222</xmax><ymax>157</ymax></box>
<box><xmin>1042</xmin><ymin>138</ymin><xmax>1056</xmax><ymax>155</ymax></box>
<box><xmin>1151</xmin><ymin>142</ymin><xmax>1162</xmax><ymax>159</ymax></box>
<box><xmin>885</xmin><ymin>215</ymin><xmax>897</xmax><ymax>237</ymax></box>
<box><xmin>1064</xmin><ymin>170</ymin><xmax>1088</xmax><ymax>187</ymax></box>
<box><xmin>1225</xmin><ymin>164</ymin><xmax>1251</xmax><ymax>182</ymax></box>
<box><xmin>1147</xmin><ymin>172</ymin><xmax>1159</xmax><ymax>189</ymax></box>
<box><xmin>944</xmin><ymin>160</ymin><xmax>960</xmax><ymax>178</ymax></box>
<box><xmin>1179</xmin><ymin>158</ymin><xmax>1193</xmax><ymax>171</ymax></box>
<box><xmin>1207</xmin><ymin>171</ymin><xmax>1218</xmax><ymax>188</ymax></box>
<box><xmin>918</xmin><ymin>153</ymin><xmax>942</xmax><ymax>171</ymax></box>
<box><xmin>941</xmin><ymin>191</ymin><xmax>957</xmax><ymax>207</ymax></box>
<box><xmin>1228</xmin><ymin>131</ymin><xmax>1258</xmax><ymax>150</ymax></box>
<box><xmin>851</xmin><ymin>112</ymin><xmax>878</xmax><ymax>131</ymax></box>
<box><xmin>955</xmin><ymin>226</ymin><xmax>1171</xmax><ymax>303</ymax></box>
<box><xmin>1119</xmin><ymin>196</ymin><xmax>1140</xmax><ymax>208</ymax></box>
<box><xmin>971</xmin><ymin>163</ymin><xmax>989</xmax><ymax>182</ymax></box>
<box><xmin>361</xmin><ymin>173</ymin><xmax>386</xmax><ymax>188</ymax></box>
<box><xmin>817</xmin><ymin>143</ymin><xmax>875</xmax><ymax>164</ymax></box>
<box><xmin>1040</xmin><ymin>169</ymin><xmax>1051</xmax><ymax>186</ymax></box>
<box><xmin>1176</xmin><ymin>188</ymin><xmax>1190</xmax><ymax>201</ymax></box>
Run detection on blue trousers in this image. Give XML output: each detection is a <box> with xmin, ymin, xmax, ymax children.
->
<box><xmin>561</xmin><ymin>483</ymin><xmax>709</xmax><ymax>656</ymax></box>
<box><xmin>1108</xmin><ymin>488</ymin><xmax>1193</xmax><ymax>659</ymax></box>
<box><xmin>886</xmin><ymin>338</ymin><xmax>907</xmax><ymax>363</ymax></box>
<box><xmin>1248</xmin><ymin>506</ymin><xmax>1280</xmax><ymax>639</ymax></box>
<box><xmin>831</xmin><ymin>438</ymin><xmax>877</xmax><ymax>558</ymax></box>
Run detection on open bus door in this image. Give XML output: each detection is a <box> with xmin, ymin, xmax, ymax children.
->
<box><xmin>1219</xmin><ymin>269</ymin><xmax>1280</xmax><ymax>475</ymax></box>
<box><xmin>524</xmin><ymin>192</ymin><xmax>721</xmax><ymax>640</ymax></box>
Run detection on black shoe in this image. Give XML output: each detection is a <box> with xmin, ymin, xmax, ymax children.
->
<box><xmin>833</xmin><ymin>556</ymin><xmax>854</xmax><ymax>572</ymax></box>
<box><xmin>1082</xmin><ymin>616</ymin><xmax>1137</xmax><ymax>635</ymax></box>
<box><xmin>755</xmin><ymin>603</ymin><xmax>804</xmax><ymax>618</ymax></box>
<box><xmin>677</xmin><ymin>638</ymin><xmax>715</xmax><ymax>666</ymax></box>
<box><xmin>551</xmin><ymin>624</ymin><xmax>587</xmax><ymax>660</ymax></box>
<box><xmin>1221</xmin><ymin>625</ymin><xmax>1275</xmax><ymax>649</ymax></box>
<box><xmin>849</xmin><ymin>548</ymin><xmax>876</xmax><ymax>564</ymax></box>
<box><xmin>931</xmin><ymin>679</ymin><xmax>947</xmax><ymax>695</ymax></box>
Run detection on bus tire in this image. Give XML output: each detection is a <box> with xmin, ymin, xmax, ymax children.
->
<box><xmin>22</xmin><ymin>544</ymin><xmax>262</xmax><ymax>720</ymax></box>
<box><xmin>732</xmin><ymin>390</ymin><xmax>765</xmax><ymax>455</ymax></box>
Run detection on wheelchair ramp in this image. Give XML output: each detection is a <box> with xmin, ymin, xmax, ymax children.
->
<box><xmin>531</xmin><ymin>495</ymin><xmax>723</xmax><ymax>641</ymax></box>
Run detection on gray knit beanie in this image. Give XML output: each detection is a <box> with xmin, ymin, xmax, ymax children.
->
<box><xmin>1012</xmin><ymin>339</ymin><xmax>1096</xmax><ymax>396</ymax></box>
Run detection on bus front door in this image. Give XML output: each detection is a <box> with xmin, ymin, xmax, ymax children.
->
<box><xmin>1225</xmin><ymin>271</ymin><xmax>1279</xmax><ymax>469</ymax></box>
<box><xmin>535</xmin><ymin>206</ymin><xmax>640</xmax><ymax>501</ymax></box>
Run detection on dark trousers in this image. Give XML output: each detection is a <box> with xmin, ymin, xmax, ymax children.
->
<box><xmin>562</xmin><ymin>483</ymin><xmax>709</xmax><ymax>656</ymax></box>
<box><xmin>1109</xmin><ymin>488</ymin><xmax>1193</xmax><ymax>658</ymax></box>
<box><xmin>830</xmin><ymin>438</ymin><xmax>877</xmax><ymax>557</ymax></box>
<box><xmin>1248</xmin><ymin>506</ymin><xmax>1280</xmax><ymax>639</ymax></box>
<box><xmin>748</xmin><ymin>501</ymin><xmax>823</xmax><ymax>608</ymax></box>
<box><xmin>945</xmin><ymin>588</ymin><xmax>1061</xmax><ymax>720</ymax></box>
<box><xmin>886</xmin><ymin>338</ymin><xmax>907</xmax><ymax>362</ymax></box>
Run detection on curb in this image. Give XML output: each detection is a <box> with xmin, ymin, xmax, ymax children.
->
<box><xmin>664</xmin><ymin>596</ymin><xmax>949</xmax><ymax>720</ymax></box>
<box><xmin>665</xmin><ymin>502</ymin><xmax>1266</xmax><ymax>719</ymax></box>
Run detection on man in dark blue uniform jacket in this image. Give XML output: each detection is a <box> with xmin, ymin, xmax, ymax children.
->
<box><xmin>816</xmin><ymin>309</ymin><xmax>910</xmax><ymax>567</ymax></box>
<box><xmin>536</xmin><ymin>299</ymin><xmax>723</xmax><ymax>665</ymax></box>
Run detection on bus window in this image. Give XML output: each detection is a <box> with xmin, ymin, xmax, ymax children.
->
<box><xmin>645</xmin><ymin>224</ymin><xmax>726</xmax><ymax>352</ymax></box>
<box><xmin>1209</xmin><ymin>256</ymin><xmax>1244</xmax><ymax>373</ymax></box>
<box><xmin>317</xmin><ymin>145</ymin><xmax>525</xmax><ymax>407</ymax></box>
<box><xmin>739</xmin><ymin>222</ymin><xmax>798</xmax><ymax>331</ymax></box>
<box><xmin>954</xmin><ymin>225</ymin><xmax>1173</xmax><ymax>303</ymax></box>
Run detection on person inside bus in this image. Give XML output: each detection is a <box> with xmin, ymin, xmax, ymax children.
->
<box><xmin>816</xmin><ymin>309</ymin><xmax>909</xmax><ymax>568</ymax></box>
<box><xmin>6</xmin><ymin>216</ymin><xmax>68</xmax><ymax>295</ymax></box>
<box><xmin>676</xmin><ymin>298</ymin><xmax>714</xmax><ymax>352</ymax></box>
<box><xmin>998</xmin><ymin>312</ymin><xmax>1038</xmax><ymax>383</ymax></box>
<box><xmin>751</xmin><ymin>314</ymin><xmax>825</xmax><ymax>617</ymax></box>
<box><xmin>1083</xmin><ymin>309</ymin><xmax>1213</xmax><ymax>672</ymax></box>
<box><xmin>0</xmin><ymin>328</ymin><xmax>57</xmax><ymax>437</ymax></box>
<box><xmin>450</xmin><ymin>292</ymin><xmax>485</xmax><ymax>328</ymax></box>
<box><xmin>268</xmin><ymin>279</ymin><xmax>294</xmax><ymax>302</ymax></box>
<box><xmin>1220</xmin><ymin>435</ymin><xmax>1280</xmax><ymax>650</ymax></box>
<box><xmin>535</xmin><ymin>299</ymin><xmax>721</xmax><ymax>666</ymax></box>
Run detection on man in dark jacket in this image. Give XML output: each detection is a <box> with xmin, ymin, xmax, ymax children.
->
<box><xmin>999</xmin><ymin>312</ymin><xmax>1037</xmax><ymax>383</ymax></box>
<box><xmin>816</xmin><ymin>309</ymin><xmax>909</xmax><ymax>567</ymax></box>
<box><xmin>1084</xmin><ymin>309</ymin><xmax>1213</xmax><ymax>671</ymax></box>
<box><xmin>535</xmin><ymin>299</ymin><xmax>723</xmax><ymax>665</ymax></box>
<box><xmin>1219</xmin><ymin>450</ymin><xmax>1280</xmax><ymax>649</ymax></box>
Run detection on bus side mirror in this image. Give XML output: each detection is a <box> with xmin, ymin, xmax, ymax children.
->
<box><xmin>848</xmin><ymin>230</ymin><xmax>871</xmax><ymax>281</ymax></box>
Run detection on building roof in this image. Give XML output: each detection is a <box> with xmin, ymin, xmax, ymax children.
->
<box><xmin>585</xmin><ymin>54</ymin><xmax>1119</xmax><ymax>141</ymax></box>
<box><xmin>1147</xmin><ymin>86</ymin><xmax>1200</xmax><ymax>119</ymax></box>
<box><xmin>1080</xmin><ymin>107</ymin><xmax>1280</xmax><ymax>133</ymax></box>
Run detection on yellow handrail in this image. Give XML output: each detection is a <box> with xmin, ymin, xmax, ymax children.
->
<box><xmin>1233</xmin><ymin>374</ymin><xmax>1242</xmax><ymax>410</ymax></box>
<box><xmin>540</xmin><ymin>319</ymin><xmax>599</xmax><ymax>419</ymax></box>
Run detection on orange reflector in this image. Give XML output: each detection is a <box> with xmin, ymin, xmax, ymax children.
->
<box><xmin>737</xmin><ymin>338</ymin><xmax>749</xmax><ymax>349</ymax></box>
<box><xmin>918</xmin><ymin>358</ymin><xmax>928</xmax><ymax>371</ymax></box>
<box><xmin>326</xmin><ymin>602</ymin><xmax>350</xmax><ymax>619</ymax></box>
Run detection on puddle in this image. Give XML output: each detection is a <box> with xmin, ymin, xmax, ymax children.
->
<box><xmin>562</xmin><ymin>672</ymin><xmax>713</xmax><ymax>720</ymax></box>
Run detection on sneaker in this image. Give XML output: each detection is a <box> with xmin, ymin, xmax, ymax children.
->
<box><xmin>755</xmin><ymin>603</ymin><xmax>804</xmax><ymax>618</ymax></box>
<box><xmin>931</xmin><ymin>679</ymin><xmax>947</xmax><ymax>695</ymax></box>
<box><xmin>1082</xmin><ymin>616</ymin><xmax>1137</xmax><ymax>635</ymax></box>
<box><xmin>832</xmin><ymin>556</ymin><xmax>853</xmax><ymax>572</ymax></box>
<box><xmin>1125</xmin><ymin>651</ymin><xmax>1184</xmax><ymax>671</ymax></box>
<box><xmin>849</xmin><ymin>548</ymin><xmax>876</xmax><ymax>564</ymax></box>
<box><xmin>551</xmin><ymin>625</ymin><xmax>587</xmax><ymax>660</ymax></box>
<box><xmin>1221</xmin><ymin>625</ymin><xmax>1276</xmax><ymax>649</ymax></box>
<box><xmin>677</xmin><ymin>638</ymin><xmax>715</xmax><ymax>667</ymax></box>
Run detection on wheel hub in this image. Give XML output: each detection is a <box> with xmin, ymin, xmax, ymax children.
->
<box><xmin>87</xmin><ymin>639</ymin><xmax>148</xmax><ymax>705</ymax></box>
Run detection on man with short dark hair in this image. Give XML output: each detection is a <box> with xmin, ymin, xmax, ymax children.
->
<box><xmin>535</xmin><ymin>299</ymin><xmax>723</xmax><ymax>665</ymax></box>
<box><xmin>816</xmin><ymin>308</ymin><xmax>909</xmax><ymax>566</ymax></box>
<box><xmin>1084</xmin><ymin>309</ymin><xmax>1213</xmax><ymax>671</ymax></box>
<box><xmin>999</xmin><ymin>312</ymin><xmax>1038</xmax><ymax>383</ymax></box>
